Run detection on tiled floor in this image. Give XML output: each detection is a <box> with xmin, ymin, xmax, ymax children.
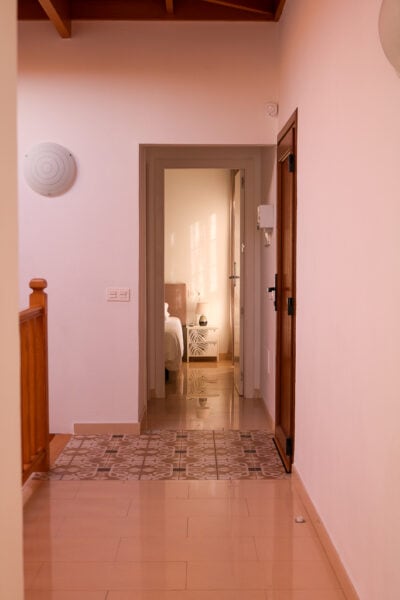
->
<box><xmin>144</xmin><ymin>361</ymin><xmax>273</xmax><ymax>431</ymax></box>
<box><xmin>34</xmin><ymin>430</ymin><xmax>287</xmax><ymax>480</ymax></box>
<box><xmin>24</xmin><ymin>479</ymin><xmax>346</xmax><ymax>598</ymax></box>
<box><xmin>23</xmin><ymin>363</ymin><xmax>347</xmax><ymax>598</ymax></box>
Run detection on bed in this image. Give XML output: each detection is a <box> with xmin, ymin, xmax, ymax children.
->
<box><xmin>164</xmin><ymin>283</ymin><xmax>186</xmax><ymax>372</ymax></box>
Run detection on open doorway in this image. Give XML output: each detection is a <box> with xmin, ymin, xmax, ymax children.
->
<box><xmin>138</xmin><ymin>145</ymin><xmax>276</xmax><ymax>430</ymax></box>
<box><xmin>160</xmin><ymin>168</ymin><xmax>239</xmax><ymax>429</ymax></box>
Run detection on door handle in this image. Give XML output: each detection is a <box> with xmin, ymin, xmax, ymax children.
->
<box><xmin>229</xmin><ymin>275</ymin><xmax>240</xmax><ymax>279</ymax></box>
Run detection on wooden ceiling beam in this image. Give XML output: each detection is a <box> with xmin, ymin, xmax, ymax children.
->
<box><xmin>273</xmin><ymin>0</ymin><xmax>286</xmax><ymax>21</ymax></box>
<box><xmin>165</xmin><ymin>0</ymin><xmax>174</xmax><ymax>15</ymax></box>
<box><xmin>37</xmin><ymin>0</ymin><xmax>71</xmax><ymax>37</ymax></box>
<box><xmin>18</xmin><ymin>0</ymin><xmax>285</xmax><ymax>22</ymax></box>
<box><xmin>200</xmin><ymin>0</ymin><xmax>273</xmax><ymax>17</ymax></box>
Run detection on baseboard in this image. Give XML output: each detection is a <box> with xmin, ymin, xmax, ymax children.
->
<box><xmin>74</xmin><ymin>422</ymin><xmax>141</xmax><ymax>435</ymax></box>
<box><xmin>219</xmin><ymin>352</ymin><xmax>232</xmax><ymax>361</ymax></box>
<box><xmin>292</xmin><ymin>467</ymin><xmax>360</xmax><ymax>600</ymax></box>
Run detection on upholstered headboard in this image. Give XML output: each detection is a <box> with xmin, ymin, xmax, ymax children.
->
<box><xmin>165</xmin><ymin>283</ymin><xmax>186</xmax><ymax>325</ymax></box>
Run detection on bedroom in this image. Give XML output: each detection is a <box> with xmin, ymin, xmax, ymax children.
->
<box><xmin>152</xmin><ymin>168</ymin><xmax>237</xmax><ymax>429</ymax></box>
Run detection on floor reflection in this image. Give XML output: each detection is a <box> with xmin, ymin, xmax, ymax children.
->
<box><xmin>145</xmin><ymin>361</ymin><xmax>272</xmax><ymax>431</ymax></box>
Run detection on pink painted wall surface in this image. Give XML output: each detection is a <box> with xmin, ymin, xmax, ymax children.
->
<box><xmin>259</xmin><ymin>148</ymin><xmax>277</xmax><ymax>417</ymax></box>
<box><xmin>0</xmin><ymin>1</ymin><xmax>24</xmax><ymax>597</ymax></box>
<box><xmin>279</xmin><ymin>1</ymin><xmax>400</xmax><ymax>597</ymax></box>
<box><xmin>18</xmin><ymin>22</ymin><xmax>278</xmax><ymax>432</ymax></box>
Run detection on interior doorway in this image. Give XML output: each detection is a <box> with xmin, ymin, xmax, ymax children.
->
<box><xmin>138</xmin><ymin>145</ymin><xmax>275</xmax><ymax>426</ymax></box>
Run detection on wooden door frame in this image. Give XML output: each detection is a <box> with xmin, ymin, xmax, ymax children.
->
<box><xmin>230</xmin><ymin>169</ymin><xmax>244</xmax><ymax>395</ymax></box>
<box><xmin>138</xmin><ymin>145</ymin><xmax>271</xmax><ymax>421</ymax></box>
<box><xmin>275</xmin><ymin>110</ymin><xmax>297</xmax><ymax>471</ymax></box>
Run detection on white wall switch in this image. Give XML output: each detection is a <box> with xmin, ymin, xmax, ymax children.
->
<box><xmin>106</xmin><ymin>287</ymin><xmax>119</xmax><ymax>301</ymax></box>
<box><xmin>106</xmin><ymin>287</ymin><xmax>131</xmax><ymax>302</ymax></box>
<box><xmin>118</xmin><ymin>287</ymin><xmax>131</xmax><ymax>302</ymax></box>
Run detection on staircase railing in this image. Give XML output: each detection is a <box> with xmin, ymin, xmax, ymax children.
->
<box><xmin>19</xmin><ymin>279</ymin><xmax>49</xmax><ymax>483</ymax></box>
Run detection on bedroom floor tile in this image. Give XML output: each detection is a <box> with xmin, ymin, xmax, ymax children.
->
<box><xmin>146</xmin><ymin>362</ymin><xmax>273</xmax><ymax>432</ymax></box>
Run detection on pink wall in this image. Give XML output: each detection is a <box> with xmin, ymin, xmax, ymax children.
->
<box><xmin>279</xmin><ymin>1</ymin><xmax>400</xmax><ymax>597</ymax></box>
<box><xmin>18</xmin><ymin>22</ymin><xmax>278</xmax><ymax>431</ymax></box>
<box><xmin>0</xmin><ymin>1</ymin><xmax>24</xmax><ymax>596</ymax></box>
<box><xmin>259</xmin><ymin>148</ymin><xmax>277</xmax><ymax>415</ymax></box>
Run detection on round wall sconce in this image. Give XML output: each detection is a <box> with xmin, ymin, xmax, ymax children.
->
<box><xmin>24</xmin><ymin>142</ymin><xmax>77</xmax><ymax>196</ymax></box>
<box><xmin>379</xmin><ymin>0</ymin><xmax>400</xmax><ymax>76</ymax></box>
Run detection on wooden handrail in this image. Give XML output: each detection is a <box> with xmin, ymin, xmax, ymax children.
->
<box><xmin>20</xmin><ymin>278</ymin><xmax>50</xmax><ymax>483</ymax></box>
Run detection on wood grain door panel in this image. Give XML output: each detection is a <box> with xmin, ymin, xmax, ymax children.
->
<box><xmin>275</xmin><ymin>111</ymin><xmax>297</xmax><ymax>472</ymax></box>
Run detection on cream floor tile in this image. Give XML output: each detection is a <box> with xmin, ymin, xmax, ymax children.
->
<box><xmin>187</xmin><ymin>480</ymin><xmax>293</xmax><ymax>500</ymax></box>
<box><xmin>266</xmin><ymin>591</ymin><xmax>346</xmax><ymax>600</ymax></box>
<box><xmin>55</xmin><ymin>515</ymin><xmax>188</xmax><ymax>538</ymax></box>
<box><xmin>127</xmin><ymin>497</ymin><xmax>249</xmax><ymax>517</ymax></box>
<box><xmin>254</xmin><ymin>537</ymin><xmax>326</xmax><ymax>561</ymax></box>
<box><xmin>188</xmin><ymin>480</ymin><xmax>238</xmax><ymax>498</ymax></box>
<box><xmin>25</xmin><ymin>481</ymin><xmax>81</xmax><ymax>498</ymax></box>
<box><xmin>24</xmin><ymin>562</ymin><xmax>43</xmax><ymax>588</ymax></box>
<box><xmin>24</xmin><ymin>496</ymin><xmax>131</xmax><ymax>518</ymax></box>
<box><xmin>187</xmin><ymin>560</ymin><xmax>341</xmax><ymax>591</ymax></box>
<box><xmin>24</xmin><ymin>480</ymin><xmax>80</xmax><ymax>505</ymax></box>
<box><xmin>245</xmin><ymin>498</ymin><xmax>308</xmax><ymax>518</ymax></box>
<box><xmin>106</xmin><ymin>591</ymin><xmax>267</xmax><ymax>600</ymax></box>
<box><xmin>29</xmin><ymin>561</ymin><xmax>186</xmax><ymax>591</ymax></box>
<box><xmin>188</xmin><ymin>516</ymin><xmax>316</xmax><ymax>538</ymax></box>
<box><xmin>187</xmin><ymin>560</ymin><xmax>268</xmax><ymax>590</ymax></box>
<box><xmin>24</xmin><ymin>536</ymin><xmax>120</xmax><ymax>562</ymax></box>
<box><xmin>23</xmin><ymin>517</ymin><xmax>65</xmax><ymax>538</ymax></box>
<box><xmin>116</xmin><ymin>536</ymin><xmax>257</xmax><ymax>562</ymax></box>
<box><xmin>75</xmin><ymin>481</ymin><xmax>190</xmax><ymax>499</ymax></box>
<box><xmin>25</xmin><ymin>591</ymin><xmax>107</xmax><ymax>599</ymax></box>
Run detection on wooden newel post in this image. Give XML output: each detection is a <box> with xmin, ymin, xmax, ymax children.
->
<box><xmin>29</xmin><ymin>277</ymin><xmax>50</xmax><ymax>470</ymax></box>
<box><xmin>29</xmin><ymin>278</ymin><xmax>48</xmax><ymax>312</ymax></box>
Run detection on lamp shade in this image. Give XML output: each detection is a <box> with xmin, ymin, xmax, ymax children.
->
<box><xmin>379</xmin><ymin>0</ymin><xmax>400</xmax><ymax>75</ymax></box>
<box><xmin>196</xmin><ymin>302</ymin><xmax>208</xmax><ymax>315</ymax></box>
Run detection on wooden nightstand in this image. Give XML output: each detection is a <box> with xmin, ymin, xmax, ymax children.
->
<box><xmin>186</xmin><ymin>326</ymin><xmax>219</xmax><ymax>361</ymax></box>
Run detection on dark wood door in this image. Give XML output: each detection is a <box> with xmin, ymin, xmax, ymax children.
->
<box><xmin>275</xmin><ymin>110</ymin><xmax>297</xmax><ymax>472</ymax></box>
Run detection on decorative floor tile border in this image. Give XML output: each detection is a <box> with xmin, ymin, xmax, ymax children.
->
<box><xmin>34</xmin><ymin>430</ymin><xmax>288</xmax><ymax>481</ymax></box>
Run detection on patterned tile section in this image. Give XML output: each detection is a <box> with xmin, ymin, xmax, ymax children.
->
<box><xmin>34</xmin><ymin>431</ymin><xmax>288</xmax><ymax>481</ymax></box>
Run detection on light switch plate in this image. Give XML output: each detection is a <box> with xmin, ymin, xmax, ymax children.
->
<box><xmin>118</xmin><ymin>288</ymin><xmax>131</xmax><ymax>302</ymax></box>
<box><xmin>106</xmin><ymin>287</ymin><xmax>131</xmax><ymax>302</ymax></box>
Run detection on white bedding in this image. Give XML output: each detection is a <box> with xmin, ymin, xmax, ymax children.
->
<box><xmin>164</xmin><ymin>316</ymin><xmax>184</xmax><ymax>371</ymax></box>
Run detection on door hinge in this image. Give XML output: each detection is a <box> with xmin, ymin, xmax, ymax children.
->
<box><xmin>241</xmin><ymin>176</ymin><xmax>245</xmax><ymax>188</ymax></box>
<box><xmin>285</xmin><ymin>437</ymin><xmax>293</xmax><ymax>456</ymax></box>
<box><xmin>240</xmin><ymin>371</ymin><xmax>244</xmax><ymax>381</ymax></box>
<box><xmin>288</xmin><ymin>153</ymin><xmax>295</xmax><ymax>173</ymax></box>
<box><xmin>287</xmin><ymin>297</ymin><xmax>295</xmax><ymax>316</ymax></box>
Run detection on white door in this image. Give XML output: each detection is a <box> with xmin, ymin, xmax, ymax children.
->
<box><xmin>230</xmin><ymin>170</ymin><xmax>244</xmax><ymax>395</ymax></box>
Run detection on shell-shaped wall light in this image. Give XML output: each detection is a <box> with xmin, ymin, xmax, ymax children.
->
<box><xmin>24</xmin><ymin>142</ymin><xmax>77</xmax><ymax>196</ymax></box>
<box><xmin>379</xmin><ymin>0</ymin><xmax>400</xmax><ymax>76</ymax></box>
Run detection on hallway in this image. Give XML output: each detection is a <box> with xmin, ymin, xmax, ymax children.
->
<box><xmin>23</xmin><ymin>363</ymin><xmax>346</xmax><ymax>598</ymax></box>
